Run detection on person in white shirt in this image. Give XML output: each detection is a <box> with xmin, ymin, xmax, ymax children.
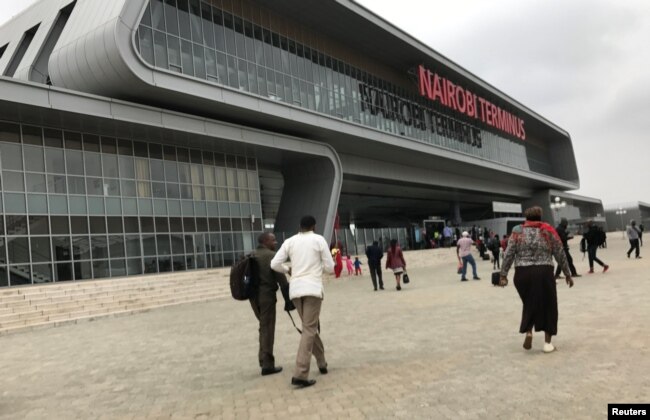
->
<box><xmin>271</xmin><ymin>215</ymin><xmax>334</xmax><ymax>388</ymax></box>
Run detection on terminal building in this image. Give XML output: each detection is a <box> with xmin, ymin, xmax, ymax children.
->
<box><xmin>0</xmin><ymin>0</ymin><xmax>586</xmax><ymax>287</ymax></box>
<box><xmin>604</xmin><ymin>202</ymin><xmax>650</xmax><ymax>233</ymax></box>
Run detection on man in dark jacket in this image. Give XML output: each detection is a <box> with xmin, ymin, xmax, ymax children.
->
<box><xmin>250</xmin><ymin>232</ymin><xmax>291</xmax><ymax>376</ymax></box>
<box><xmin>554</xmin><ymin>218</ymin><xmax>580</xmax><ymax>278</ymax></box>
<box><xmin>639</xmin><ymin>223</ymin><xmax>644</xmax><ymax>247</ymax></box>
<box><xmin>365</xmin><ymin>241</ymin><xmax>384</xmax><ymax>291</ymax></box>
<box><xmin>583</xmin><ymin>221</ymin><xmax>609</xmax><ymax>274</ymax></box>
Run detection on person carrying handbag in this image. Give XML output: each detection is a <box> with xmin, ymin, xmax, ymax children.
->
<box><xmin>386</xmin><ymin>239</ymin><xmax>407</xmax><ymax>290</ymax></box>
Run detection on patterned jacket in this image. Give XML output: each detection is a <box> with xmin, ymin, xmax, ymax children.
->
<box><xmin>500</xmin><ymin>221</ymin><xmax>570</xmax><ymax>278</ymax></box>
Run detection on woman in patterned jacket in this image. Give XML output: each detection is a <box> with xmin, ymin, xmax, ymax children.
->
<box><xmin>499</xmin><ymin>206</ymin><xmax>574</xmax><ymax>353</ymax></box>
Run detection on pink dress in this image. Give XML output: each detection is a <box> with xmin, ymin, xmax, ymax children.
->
<box><xmin>345</xmin><ymin>257</ymin><xmax>354</xmax><ymax>274</ymax></box>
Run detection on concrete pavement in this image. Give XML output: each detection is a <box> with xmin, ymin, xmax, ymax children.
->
<box><xmin>0</xmin><ymin>234</ymin><xmax>648</xmax><ymax>419</ymax></box>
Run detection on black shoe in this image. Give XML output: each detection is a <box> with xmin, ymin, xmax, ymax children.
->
<box><xmin>636</xmin><ymin>256</ymin><xmax>642</xmax><ymax>259</ymax></box>
<box><xmin>319</xmin><ymin>367</ymin><xmax>328</xmax><ymax>374</ymax></box>
<box><xmin>627</xmin><ymin>253</ymin><xmax>631</xmax><ymax>258</ymax></box>
<box><xmin>261</xmin><ymin>366</ymin><xmax>282</xmax><ymax>376</ymax></box>
<box><xmin>291</xmin><ymin>377</ymin><xmax>316</xmax><ymax>388</ymax></box>
<box><xmin>396</xmin><ymin>285</ymin><xmax>401</xmax><ymax>290</ymax></box>
<box><xmin>374</xmin><ymin>288</ymin><xmax>377</xmax><ymax>291</ymax></box>
<box><xmin>461</xmin><ymin>278</ymin><xmax>468</xmax><ymax>281</ymax></box>
<box><xmin>473</xmin><ymin>277</ymin><xmax>481</xmax><ymax>280</ymax></box>
<box><xmin>573</xmin><ymin>274</ymin><xmax>582</xmax><ymax>278</ymax></box>
<box><xmin>379</xmin><ymin>286</ymin><xmax>384</xmax><ymax>290</ymax></box>
<box><xmin>555</xmin><ymin>275</ymin><xmax>563</xmax><ymax>279</ymax></box>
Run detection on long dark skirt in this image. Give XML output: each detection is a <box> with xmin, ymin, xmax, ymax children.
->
<box><xmin>513</xmin><ymin>265</ymin><xmax>558</xmax><ymax>335</ymax></box>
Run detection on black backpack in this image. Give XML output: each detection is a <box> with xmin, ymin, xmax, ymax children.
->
<box><xmin>580</xmin><ymin>237</ymin><xmax>587</xmax><ymax>253</ymax></box>
<box><xmin>230</xmin><ymin>255</ymin><xmax>257</xmax><ymax>301</ymax></box>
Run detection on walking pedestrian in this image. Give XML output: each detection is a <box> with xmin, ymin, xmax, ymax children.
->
<box><xmin>353</xmin><ymin>257</ymin><xmax>363</xmax><ymax>275</ymax></box>
<box><xmin>639</xmin><ymin>223</ymin><xmax>644</xmax><ymax>246</ymax></box>
<box><xmin>443</xmin><ymin>225</ymin><xmax>453</xmax><ymax>247</ymax></box>
<box><xmin>271</xmin><ymin>216</ymin><xmax>334</xmax><ymax>388</ymax></box>
<box><xmin>365</xmin><ymin>240</ymin><xmax>384</xmax><ymax>291</ymax></box>
<box><xmin>344</xmin><ymin>254</ymin><xmax>354</xmax><ymax>275</ymax></box>
<box><xmin>332</xmin><ymin>245</ymin><xmax>343</xmax><ymax>278</ymax></box>
<box><xmin>457</xmin><ymin>231</ymin><xmax>480</xmax><ymax>281</ymax></box>
<box><xmin>249</xmin><ymin>233</ymin><xmax>292</xmax><ymax>376</ymax></box>
<box><xmin>386</xmin><ymin>239</ymin><xmax>407</xmax><ymax>290</ymax></box>
<box><xmin>488</xmin><ymin>231</ymin><xmax>500</xmax><ymax>269</ymax></box>
<box><xmin>583</xmin><ymin>220</ymin><xmax>609</xmax><ymax>273</ymax></box>
<box><xmin>499</xmin><ymin>206</ymin><xmax>574</xmax><ymax>353</ymax></box>
<box><xmin>626</xmin><ymin>220</ymin><xmax>642</xmax><ymax>259</ymax></box>
<box><xmin>554</xmin><ymin>218</ymin><xmax>580</xmax><ymax>278</ymax></box>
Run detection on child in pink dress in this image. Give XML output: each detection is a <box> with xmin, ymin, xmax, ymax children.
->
<box><xmin>345</xmin><ymin>254</ymin><xmax>354</xmax><ymax>275</ymax></box>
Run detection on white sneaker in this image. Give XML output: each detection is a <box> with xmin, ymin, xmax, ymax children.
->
<box><xmin>543</xmin><ymin>343</ymin><xmax>556</xmax><ymax>353</ymax></box>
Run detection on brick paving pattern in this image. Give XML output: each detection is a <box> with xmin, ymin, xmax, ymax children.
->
<box><xmin>1</xmin><ymin>235</ymin><xmax>648</xmax><ymax>419</ymax></box>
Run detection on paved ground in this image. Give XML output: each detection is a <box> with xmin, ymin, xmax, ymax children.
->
<box><xmin>1</xmin><ymin>234</ymin><xmax>648</xmax><ymax>419</ymax></box>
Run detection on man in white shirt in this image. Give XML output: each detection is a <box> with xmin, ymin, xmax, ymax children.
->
<box><xmin>457</xmin><ymin>231</ymin><xmax>480</xmax><ymax>281</ymax></box>
<box><xmin>271</xmin><ymin>215</ymin><xmax>334</xmax><ymax>388</ymax></box>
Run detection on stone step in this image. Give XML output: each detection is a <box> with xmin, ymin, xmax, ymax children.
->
<box><xmin>0</xmin><ymin>286</ymin><xmax>229</xmax><ymax>324</ymax></box>
<box><xmin>0</xmin><ymin>294</ymin><xmax>225</xmax><ymax>336</ymax></box>
<box><xmin>0</xmin><ymin>279</ymin><xmax>226</xmax><ymax>307</ymax></box>
<box><xmin>0</xmin><ymin>290</ymin><xmax>226</xmax><ymax>330</ymax></box>
<box><xmin>0</xmin><ymin>270</ymin><xmax>224</xmax><ymax>297</ymax></box>
<box><xmin>1</xmin><ymin>275</ymin><xmax>221</xmax><ymax>300</ymax></box>
<box><xmin>28</xmin><ymin>285</ymin><xmax>228</xmax><ymax>313</ymax></box>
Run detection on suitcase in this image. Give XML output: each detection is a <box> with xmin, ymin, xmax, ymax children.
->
<box><xmin>491</xmin><ymin>272</ymin><xmax>501</xmax><ymax>286</ymax></box>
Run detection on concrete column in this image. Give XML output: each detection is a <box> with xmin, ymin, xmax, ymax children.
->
<box><xmin>522</xmin><ymin>190</ymin><xmax>553</xmax><ymax>225</ymax></box>
<box><xmin>274</xmin><ymin>157</ymin><xmax>340</xmax><ymax>242</ymax></box>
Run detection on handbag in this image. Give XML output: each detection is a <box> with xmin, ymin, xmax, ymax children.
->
<box><xmin>402</xmin><ymin>272</ymin><xmax>410</xmax><ymax>284</ymax></box>
<box><xmin>457</xmin><ymin>262</ymin><xmax>463</xmax><ymax>274</ymax></box>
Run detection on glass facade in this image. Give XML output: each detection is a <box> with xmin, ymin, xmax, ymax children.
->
<box><xmin>135</xmin><ymin>0</ymin><xmax>543</xmax><ymax>175</ymax></box>
<box><xmin>0</xmin><ymin>120</ymin><xmax>262</xmax><ymax>287</ymax></box>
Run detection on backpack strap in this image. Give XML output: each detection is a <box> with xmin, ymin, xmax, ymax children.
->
<box><xmin>286</xmin><ymin>311</ymin><xmax>302</xmax><ymax>334</ymax></box>
<box><xmin>285</xmin><ymin>311</ymin><xmax>321</xmax><ymax>335</ymax></box>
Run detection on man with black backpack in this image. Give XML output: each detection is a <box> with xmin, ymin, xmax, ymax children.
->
<box><xmin>583</xmin><ymin>220</ymin><xmax>609</xmax><ymax>274</ymax></box>
<box><xmin>249</xmin><ymin>232</ymin><xmax>292</xmax><ymax>376</ymax></box>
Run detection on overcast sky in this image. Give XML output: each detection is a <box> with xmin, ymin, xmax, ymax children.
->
<box><xmin>2</xmin><ymin>0</ymin><xmax>649</xmax><ymax>207</ymax></box>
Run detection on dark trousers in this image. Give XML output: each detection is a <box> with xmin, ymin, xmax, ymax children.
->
<box><xmin>368</xmin><ymin>261</ymin><xmax>383</xmax><ymax>289</ymax></box>
<box><xmin>491</xmin><ymin>249</ymin><xmax>500</xmax><ymax>269</ymax></box>
<box><xmin>627</xmin><ymin>239</ymin><xmax>640</xmax><ymax>258</ymax></box>
<box><xmin>588</xmin><ymin>246</ymin><xmax>605</xmax><ymax>269</ymax></box>
<box><xmin>555</xmin><ymin>248</ymin><xmax>578</xmax><ymax>277</ymax></box>
<box><xmin>249</xmin><ymin>294</ymin><xmax>277</xmax><ymax>369</ymax></box>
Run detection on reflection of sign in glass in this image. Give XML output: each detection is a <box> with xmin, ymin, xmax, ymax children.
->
<box><xmin>492</xmin><ymin>202</ymin><xmax>523</xmax><ymax>213</ymax></box>
<box><xmin>358</xmin><ymin>82</ymin><xmax>483</xmax><ymax>148</ymax></box>
<box><xmin>418</xmin><ymin>65</ymin><xmax>526</xmax><ymax>141</ymax></box>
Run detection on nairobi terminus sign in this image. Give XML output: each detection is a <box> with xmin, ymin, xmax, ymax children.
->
<box><xmin>418</xmin><ymin>65</ymin><xmax>526</xmax><ymax>141</ymax></box>
<box><xmin>358</xmin><ymin>84</ymin><xmax>484</xmax><ymax>148</ymax></box>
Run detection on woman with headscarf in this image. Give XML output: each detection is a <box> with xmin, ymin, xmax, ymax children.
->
<box><xmin>386</xmin><ymin>239</ymin><xmax>407</xmax><ymax>290</ymax></box>
<box><xmin>499</xmin><ymin>206</ymin><xmax>574</xmax><ymax>353</ymax></box>
<box><xmin>331</xmin><ymin>244</ymin><xmax>343</xmax><ymax>278</ymax></box>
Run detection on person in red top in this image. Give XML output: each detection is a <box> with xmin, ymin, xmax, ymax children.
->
<box><xmin>331</xmin><ymin>246</ymin><xmax>343</xmax><ymax>278</ymax></box>
<box><xmin>385</xmin><ymin>239</ymin><xmax>407</xmax><ymax>291</ymax></box>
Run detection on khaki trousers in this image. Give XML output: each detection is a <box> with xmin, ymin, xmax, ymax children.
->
<box><xmin>292</xmin><ymin>296</ymin><xmax>327</xmax><ymax>380</ymax></box>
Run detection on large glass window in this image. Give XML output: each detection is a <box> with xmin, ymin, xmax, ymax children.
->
<box><xmin>134</xmin><ymin>0</ymin><xmax>538</xmax><ymax>174</ymax></box>
<box><xmin>0</xmin><ymin>120</ymin><xmax>261</xmax><ymax>286</ymax></box>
